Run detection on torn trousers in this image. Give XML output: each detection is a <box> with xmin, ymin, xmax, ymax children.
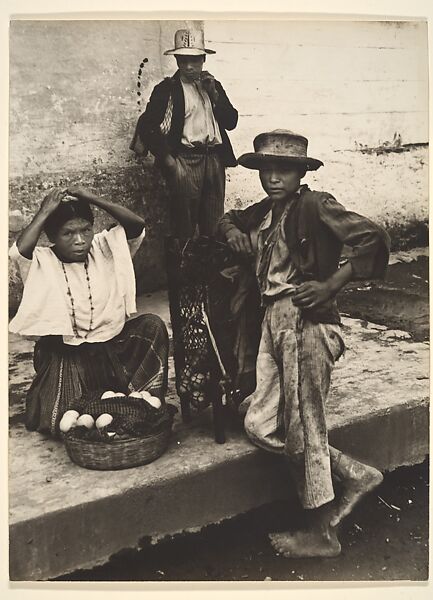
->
<box><xmin>240</xmin><ymin>294</ymin><xmax>345</xmax><ymax>509</ymax></box>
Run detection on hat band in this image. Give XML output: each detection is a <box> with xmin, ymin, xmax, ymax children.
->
<box><xmin>255</xmin><ymin>140</ymin><xmax>307</xmax><ymax>159</ymax></box>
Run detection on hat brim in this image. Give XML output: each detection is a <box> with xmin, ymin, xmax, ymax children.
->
<box><xmin>164</xmin><ymin>48</ymin><xmax>216</xmax><ymax>56</ymax></box>
<box><xmin>238</xmin><ymin>153</ymin><xmax>323</xmax><ymax>171</ymax></box>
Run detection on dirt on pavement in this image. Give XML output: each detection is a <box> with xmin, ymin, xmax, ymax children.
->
<box><xmin>56</xmin><ymin>254</ymin><xmax>429</xmax><ymax>582</ymax></box>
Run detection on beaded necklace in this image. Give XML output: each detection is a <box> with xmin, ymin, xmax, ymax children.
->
<box><xmin>61</xmin><ymin>259</ymin><xmax>94</xmax><ymax>339</ymax></box>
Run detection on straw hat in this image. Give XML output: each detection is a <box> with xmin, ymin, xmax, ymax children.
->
<box><xmin>164</xmin><ymin>29</ymin><xmax>216</xmax><ymax>56</ymax></box>
<box><xmin>238</xmin><ymin>129</ymin><xmax>323</xmax><ymax>171</ymax></box>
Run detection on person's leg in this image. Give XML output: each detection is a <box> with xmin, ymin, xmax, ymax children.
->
<box><xmin>25</xmin><ymin>337</ymin><xmax>68</xmax><ymax>435</ymax></box>
<box><xmin>269</xmin><ymin>318</ymin><xmax>344</xmax><ymax>557</ymax></box>
<box><xmin>198</xmin><ymin>152</ymin><xmax>225</xmax><ymax>236</ymax></box>
<box><xmin>270</xmin><ymin>501</ymin><xmax>341</xmax><ymax>558</ymax></box>
<box><xmin>241</xmin><ymin>305</ymin><xmax>286</xmax><ymax>454</ymax></box>
<box><xmin>273</xmin><ymin>448</ymin><xmax>384</xmax><ymax>557</ymax></box>
<box><xmin>287</xmin><ymin>321</ymin><xmax>344</xmax><ymax>507</ymax></box>
<box><xmin>166</xmin><ymin>154</ymin><xmax>205</xmax><ymax>238</ymax></box>
<box><xmin>26</xmin><ymin>336</ymin><xmax>106</xmax><ymax>436</ymax></box>
<box><xmin>110</xmin><ymin>314</ymin><xmax>170</xmax><ymax>401</ymax></box>
<box><xmin>329</xmin><ymin>447</ymin><xmax>383</xmax><ymax>526</ymax></box>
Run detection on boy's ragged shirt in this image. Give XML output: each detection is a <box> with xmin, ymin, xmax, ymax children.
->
<box><xmin>254</xmin><ymin>190</ymin><xmax>301</xmax><ymax>300</ymax></box>
<box><xmin>218</xmin><ymin>185</ymin><xmax>391</xmax><ymax>323</ymax></box>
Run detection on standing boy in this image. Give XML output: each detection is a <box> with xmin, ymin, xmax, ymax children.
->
<box><xmin>218</xmin><ymin>130</ymin><xmax>390</xmax><ymax>557</ymax></box>
<box><xmin>131</xmin><ymin>28</ymin><xmax>238</xmax><ymax>238</ymax></box>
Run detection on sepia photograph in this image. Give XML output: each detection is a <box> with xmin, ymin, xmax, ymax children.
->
<box><xmin>6</xmin><ymin>10</ymin><xmax>429</xmax><ymax>586</ymax></box>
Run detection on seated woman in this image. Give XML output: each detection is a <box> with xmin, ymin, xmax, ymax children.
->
<box><xmin>9</xmin><ymin>186</ymin><xmax>169</xmax><ymax>437</ymax></box>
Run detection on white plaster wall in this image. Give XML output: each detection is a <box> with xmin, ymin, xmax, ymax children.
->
<box><xmin>9</xmin><ymin>19</ymin><xmax>202</xmax><ymax>178</ymax></box>
<box><xmin>204</xmin><ymin>20</ymin><xmax>429</xmax><ymax>227</ymax></box>
<box><xmin>8</xmin><ymin>20</ymin><xmax>429</xmax><ymax>230</ymax></box>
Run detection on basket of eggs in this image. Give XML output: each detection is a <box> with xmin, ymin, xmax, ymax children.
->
<box><xmin>60</xmin><ymin>390</ymin><xmax>177</xmax><ymax>470</ymax></box>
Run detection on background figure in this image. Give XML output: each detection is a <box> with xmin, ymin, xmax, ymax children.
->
<box><xmin>130</xmin><ymin>28</ymin><xmax>238</xmax><ymax>238</ymax></box>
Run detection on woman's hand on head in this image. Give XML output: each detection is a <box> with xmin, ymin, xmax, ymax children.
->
<box><xmin>39</xmin><ymin>188</ymin><xmax>65</xmax><ymax>216</ymax></box>
<box><xmin>66</xmin><ymin>186</ymin><xmax>94</xmax><ymax>201</ymax></box>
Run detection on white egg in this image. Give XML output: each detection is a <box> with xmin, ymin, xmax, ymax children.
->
<box><xmin>95</xmin><ymin>413</ymin><xmax>113</xmax><ymax>429</ymax></box>
<box><xmin>101</xmin><ymin>390</ymin><xmax>115</xmax><ymax>400</ymax></box>
<box><xmin>140</xmin><ymin>390</ymin><xmax>152</xmax><ymax>400</ymax></box>
<box><xmin>59</xmin><ymin>414</ymin><xmax>78</xmax><ymax>433</ymax></box>
<box><xmin>76</xmin><ymin>414</ymin><xmax>95</xmax><ymax>429</ymax></box>
<box><xmin>145</xmin><ymin>396</ymin><xmax>162</xmax><ymax>409</ymax></box>
<box><xmin>128</xmin><ymin>392</ymin><xmax>143</xmax><ymax>399</ymax></box>
<box><xmin>63</xmin><ymin>409</ymin><xmax>79</xmax><ymax>419</ymax></box>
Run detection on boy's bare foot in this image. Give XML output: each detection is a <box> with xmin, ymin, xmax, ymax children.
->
<box><xmin>269</xmin><ymin>529</ymin><xmax>341</xmax><ymax>558</ymax></box>
<box><xmin>330</xmin><ymin>460</ymin><xmax>383</xmax><ymax>527</ymax></box>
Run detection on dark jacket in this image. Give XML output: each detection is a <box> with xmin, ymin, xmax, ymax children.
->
<box><xmin>218</xmin><ymin>185</ymin><xmax>391</xmax><ymax>324</ymax></box>
<box><xmin>130</xmin><ymin>71</ymin><xmax>238</xmax><ymax>168</ymax></box>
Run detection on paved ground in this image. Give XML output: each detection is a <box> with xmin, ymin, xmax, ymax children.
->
<box><xmin>8</xmin><ymin>249</ymin><xmax>429</xmax><ymax>581</ymax></box>
<box><xmin>340</xmin><ymin>248</ymin><xmax>429</xmax><ymax>342</ymax></box>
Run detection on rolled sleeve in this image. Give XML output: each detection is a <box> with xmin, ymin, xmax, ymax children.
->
<box><xmin>317</xmin><ymin>195</ymin><xmax>390</xmax><ymax>280</ymax></box>
<box><xmin>95</xmin><ymin>224</ymin><xmax>145</xmax><ymax>259</ymax></box>
<box><xmin>127</xmin><ymin>227</ymin><xmax>146</xmax><ymax>258</ymax></box>
<box><xmin>217</xmin><ymin>198</ymin><xmax>271</xmax><ymax>240</ymax></box>
<box><xmin>217</xmin><ymin>210</ymin><xmax>244</xmax><ymax>239</ymax></box>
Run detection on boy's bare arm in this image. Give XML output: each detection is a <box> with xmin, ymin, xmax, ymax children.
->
<box><xmin>67</xmin><ymin>187</ymin><xmax>145</xmax><ymax>239</ymax></box>
<box><xmin>16</xmin><ymin>189</ymin><xmax>64</xmax><ymax>259</ymax></box>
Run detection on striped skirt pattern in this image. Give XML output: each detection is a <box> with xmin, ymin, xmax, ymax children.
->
<box><xmin>25</xmin><ymin>314</ymin><xmax>169</xmax><ymax>438</ymax></box>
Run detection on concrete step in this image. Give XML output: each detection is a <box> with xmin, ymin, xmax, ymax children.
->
<box><xmin>8</xmin><ymin>293</ymin><xmax>429</xmax><ymax>581</ymax></box>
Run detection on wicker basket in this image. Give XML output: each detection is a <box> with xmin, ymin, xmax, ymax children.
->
<box><xmin>63</xmin><ymin>425</ymin><xmax>172</xmax><ymax>471</ymax></box>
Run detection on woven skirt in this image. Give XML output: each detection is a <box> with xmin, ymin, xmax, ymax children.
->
<box><xmin>25</xmin><ymin>314</ymin><xmax>169</xmax><ymax>438</ymax></box>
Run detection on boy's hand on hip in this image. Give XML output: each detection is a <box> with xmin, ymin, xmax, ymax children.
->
<box><xmin>227</xmin><ymin>230</ymin><xmax>254</xmax><ymax>257</ymax></box>
<box><xmin>292</xmin><ymin>281</ymin><xmax>333</xmax><ymax>309</ymax></box>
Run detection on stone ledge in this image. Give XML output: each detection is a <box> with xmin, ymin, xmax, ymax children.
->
<box><xmin>8</xmin><ymin>298</ymin><xmax>429</xmax><ymax>581</ymax></box>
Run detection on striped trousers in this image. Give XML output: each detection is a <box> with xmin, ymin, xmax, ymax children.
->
<box><xmin>240</xmin><ymin>295</ymin><xmax>345</xmax><ymax>509</ymax></box>
<box><xmin>165</xmin><ymin>151</ymin><xmax>226</xmax><ymax>238</ymax></box>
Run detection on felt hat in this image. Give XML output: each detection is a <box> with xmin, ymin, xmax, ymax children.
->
<box><xmin>164</xmin><ymin>29</ymin><xmax>216</xmax><ymax>56</ymax></box>
<box><xmin>238</xmin><ymin>129</ymin><xmax>323</xmax><ymax>171</ymax></box>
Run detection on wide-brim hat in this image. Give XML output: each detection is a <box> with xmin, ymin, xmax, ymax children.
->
<box><xmin>164</xmin><ymin>29</ymin><xmax>215</xmax><ymax>56</ymax></box>
<box><xmin>238</xmin><ymin>129</ymin><xmax>323</xmax><ymax>171</ymax></box>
